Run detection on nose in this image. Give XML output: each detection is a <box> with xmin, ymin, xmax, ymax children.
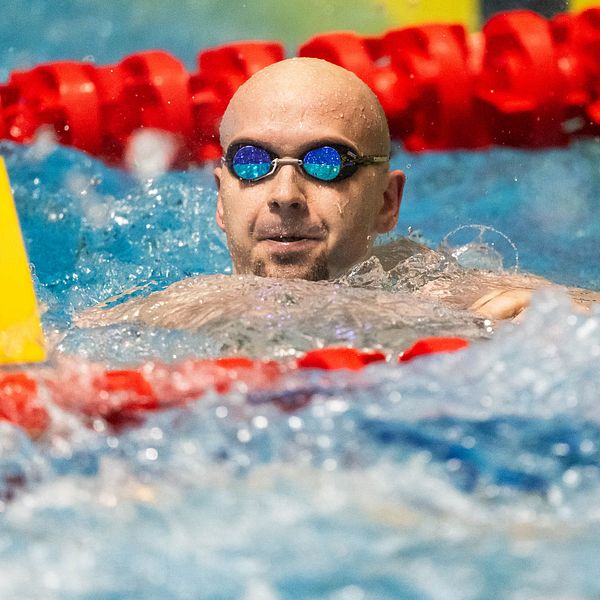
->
<box><xmin>267</xmin><ymin>163</ymin><xmax>308</xmax><ymax>215</ymax></box>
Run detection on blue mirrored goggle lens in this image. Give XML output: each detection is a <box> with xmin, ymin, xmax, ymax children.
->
<box><xmin>232</xmin><ymin>145</ymin><xmax>272</xmax><ymax>180</ymax></box>
<box><xmin>302</xmin><ymin>146</ymin><xmax>341</xmax><ymax>181</ymax></box>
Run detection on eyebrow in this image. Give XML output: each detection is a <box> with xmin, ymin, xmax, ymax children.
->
<box><xmin>225</xmin><ymin>138</ymin><xmax>360</xmax><ymax>156</ymax></box>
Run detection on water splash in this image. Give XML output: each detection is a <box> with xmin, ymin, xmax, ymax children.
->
<box><xmin>2</xmin><ymin>290</ymin><xmax>600</xmax><ymax>598</ymax></box>
<box><xmin>440</xmin><ymin>224</ymin><xmax>519</xmax><ymax>272</ymax></box>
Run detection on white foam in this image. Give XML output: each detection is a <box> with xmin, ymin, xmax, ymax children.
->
<box><xmin>124</xmin><ymin>128</ymin><xmax>179</xmax><ymax>180</ymax></box>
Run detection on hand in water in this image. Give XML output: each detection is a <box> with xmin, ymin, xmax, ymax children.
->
<box><xmin>470</xmin><ymin>288</ymin><xmax>533</xmax><ymax>320</ymax></box>
<box><xmin>470</xmin><ymin>286</ymin><xmax>600</xmax><ymax>321</ymax></box>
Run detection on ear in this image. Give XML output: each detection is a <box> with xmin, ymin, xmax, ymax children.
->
<box><xmin>214</xmin><ymin>165</ymin><xmax>226</xmax><ymax>232</ymax></box>
<box><xmin>375</xmin><ymin>169</ymin><xmax>405</xmax><ymax>233</ymax></box>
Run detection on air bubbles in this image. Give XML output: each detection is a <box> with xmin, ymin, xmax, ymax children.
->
<box><xmin>237</xmin><ymin>428</ymin><xmax>252</xmax><ymax>443</ymax></box>
<box><xmin>149</xmin><ymin>427</ymin><xmax>163</xmax><ymax>441</ymax></box>
<box><xmin>144</xmin><ymin>448</ymin><xmax>158</xmax><ymax>461</ymax></box>
<box><xmin>92</xmin><ymin>419</ymin><xmax>106</xmax><ymax>433</ymax></box>
<box><xmin>552</xmin><ymin>442</ymin><xmax>570</xmax><ymax>457</ymax></box>
<box><xmin>288</xmin><ymin>416</ymin><xmax>303</xmax><ymax>430</ymax></box>
<box><xmin>580</xmin><ymin>440</ymin><xmax>596</xmax><ymax>455</ymax></box>
<box><xmin>252</xmin><ymin>415</ymin><xmax>269</xmax><ymax>429</ymax></box>
<box><xmin>562</xmin><ymin>468</ymin><xmax>581</xmax><ymax>488</ymax></box>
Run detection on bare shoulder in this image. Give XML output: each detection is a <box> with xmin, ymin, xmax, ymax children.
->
<box><xmin>372</xmin><ymin>237</ymin><xmax>435</xmax><ymax>270</ymax></box>
<box><xmin>75</xmin><ymin>274</ymin><xmax>239</xmax><ymax>329</ymax></box>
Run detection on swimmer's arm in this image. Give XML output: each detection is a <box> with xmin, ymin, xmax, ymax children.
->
<box><xmin>388</xmin><ymin>241</ymin><xmax>599</xmax><ymax>320</ymax></box>
<box><xmin>469</xmin><ymin>287</ymin><xmax>535</xmax><ymax>320</ymax></box>
<box><xmin>412</xmin><ymin>260</ymin><xmax>599</xmax><ymax>321</ymax></box>
<box><xmin>468</xmin><ymin>279</ymin><xmax>600</xmax><ymax>320</ymax></box>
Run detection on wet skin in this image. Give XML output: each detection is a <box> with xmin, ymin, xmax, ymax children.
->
<box><xmin>214</xmin><ymin>58</ymin><xmax>405</xmax><ymax>281</ymax></box>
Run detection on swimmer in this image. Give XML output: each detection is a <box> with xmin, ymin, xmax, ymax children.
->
<box><xmin>79</xmin><ymin>58</ymin><xmax>599</xmax><ymax>328</ymax></box>
<box><xmin>216</xmin><ymin>58</ymin><xmax>598</xmax><ymax>320</ymax></box>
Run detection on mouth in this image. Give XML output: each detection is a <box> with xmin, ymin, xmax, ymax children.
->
<box><xmin>266</xmin><ymin>235</ymin><xmax>314</xmax><ymax>243</ymax></box>
<box><xmin>258</xmin><ymin>228</ymin><xmax>325</xmax><ymax>242</ymax></box>
<box><xmin>259</xmin><ymin>234</ymin><xmax>323</xmax><ymax>254</ymax></box>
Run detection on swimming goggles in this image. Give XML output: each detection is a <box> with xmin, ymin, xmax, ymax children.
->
<box><xmin>223</xmin><ymin>143</ymin><xmax>389</xmax><ymax>183</ymax></box>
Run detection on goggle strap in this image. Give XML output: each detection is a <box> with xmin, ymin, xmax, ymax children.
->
<box><xmin>353</xmin><ymin>155</ymin><xmax>390</xmax><ymax>165</ymax></box>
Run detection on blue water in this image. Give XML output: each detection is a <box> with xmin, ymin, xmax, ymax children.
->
<box><xmin>2</xmin><ymin>2</ymin><xmax>600</xmax><ymax>599</ymax></box>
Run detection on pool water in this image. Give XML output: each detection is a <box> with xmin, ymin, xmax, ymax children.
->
<box><xmin>2</xmin><ymin>2</ymin><xmax>600</xmax><ymax>599</ymax></box>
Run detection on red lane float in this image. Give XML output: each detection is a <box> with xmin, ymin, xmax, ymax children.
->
<box><xmin>100</xmin><ymin>51</ymin><xmax>193</xmax><ymax>162</ymax></box>
<box><xmin>547</xmin><ymin>8</ymin><xmax>600</xmax><ymax>131</ymax></box>
<box><xmin>398</xmin><ymin>336</ymin><xmax>470</xmax><ymax>362</ymax></box>
<box><xmin>478</xmin><ymin>11</ymin><xmax>567</xmax><ymax>147</ymax></box>
<box><xmin>384</xmin><ymin>24</ymin><xmax>488</xmax><ymax>150</ymax></box>
<box><xmin>0</xmin><ymin>337</ymin><xmax>469</xmax><ymax>436</ymax></box>
<box><xmin>297</xmin><ymin>347</ymin><xmax>387</xmax><ymax>371</ymax></box>
<box><xmin>1</xmin><ymin>8</ymin><xmax>599</xmax><ymax>164</ymax></box>
<box><xmin>189</xmin><ymin>42</ymin><xmax>285</xmax><ymax>161</ymax></box>
<box><xmin>1</xmin><ymin>62</ymin><xmax>102</xmax><ymax>153</ymax></box>
<box><xmin>0</xmin><ymin>373</ymin><xmax>49</xmax><ymax>437</ymax></box>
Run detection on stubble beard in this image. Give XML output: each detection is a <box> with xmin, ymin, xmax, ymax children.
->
<box><xmin>250</xmin><ymin>251</ymin><xmax>330</xmax><ymax>281</ymax></box>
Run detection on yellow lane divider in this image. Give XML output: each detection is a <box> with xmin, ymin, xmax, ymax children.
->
<box><xmin>0</xmin><ymin>156</ymin><xmax>46</xmax><ymax>364</ymax></box>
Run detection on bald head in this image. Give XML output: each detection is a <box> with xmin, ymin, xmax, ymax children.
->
<box><xmin>220</xmin><ymin>58</ymin><xmax>390</xmax><ymax>155</ymax></box>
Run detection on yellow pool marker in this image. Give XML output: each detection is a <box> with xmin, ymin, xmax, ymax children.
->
<box><xmin>570</xmin><ymin>0</ymin><xmax>600</xmax><ymax>11</ymax></box>
<box><xmin>0</xmin><ymin>156</ymin><xmax>46</xmax><ymax>364</ymax></box>
<box><xmin>381</xmin><ymin>0</ymin><xmax>480</xmax><ymax>32</ymax></box>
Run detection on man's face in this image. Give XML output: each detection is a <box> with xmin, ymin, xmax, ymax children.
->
<box><xmin>214</xmin><ymin>67</ymin><xmax>403</xmax><ymax>280</ymax></box>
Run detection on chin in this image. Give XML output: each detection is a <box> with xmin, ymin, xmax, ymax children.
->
<box><xmin>251</xmin><ymin>256</ymin><xmax>330</xmax><ymax>281</ymax></box>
